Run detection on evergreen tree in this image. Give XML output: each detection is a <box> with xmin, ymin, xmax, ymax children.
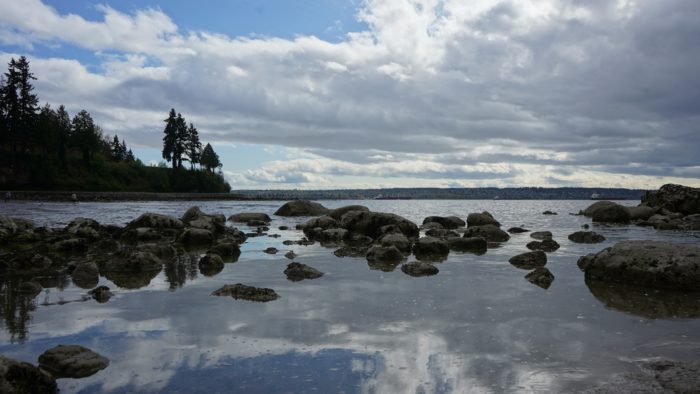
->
<box><xmin>71</xmin><ymin>110</ymin><xmax>100</xmax><ymax>165</ymax></box>
<box><xmin>162</xmin><ymin>108</ymin><xmax>178</xmax><ymax>168</ymax></box>
<box><xmin>55</xmin><ymin>105</ymin><xmax>71</xmax><ymax>164</ymax></box>
<box><xmin>1</xmin><ymin>56</ymin><xmax>38</xmax><ymax>159</ymax></box>
<box><xmin>111</xmin><ymin>135</ymin><xmax>124</xmax><ymax>161</ymax></box>
<box><xmin>36</xmin><ymin>103</ymin><xmax>57</xmax><ymax>154</ymax></box>
<box><xmin>126</xmin><ymin>148</ymin><xmax>135</xmax><ymax>162</ymax></box>
<box><xmin>174</xmin><ymin>112</ymin><xmax>187</xmax><ymax>168</ymax></box>
<box><xmin>185</xmin><ymin>122</ymin><xmax>201</xmax><ymax>170</ymax></box>
<box><xmin>200</xmin><ymin>143</ymin><xmax>221</xmax><ymax>172</ymax></box>
<box><xmin>121</xmin><ymin>140</ymin><xmax>128</xmax><ymax>160</ymax></box>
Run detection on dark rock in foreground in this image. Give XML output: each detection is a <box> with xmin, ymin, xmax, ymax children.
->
<box><xmin>228</xmin><ymin>212</ymin><xmax>271</xmax><ymax>223</ymax></box>
<box><xmin>211</xmin><ymin>284</ymin><xmax>279</xmax><ymax>302</ymax></box>
<box><xmin>328</xmin><ymin>205</ymin><xmax>370</xmax><ymax>221</ymax></box>
<box><xmin>401</xmin><ymin>261</ymin><xmax>439</xmax><ymax>277</ymax></box>
<box><xmin>568</xmin><ymin>231</ymin><xmax>605</xmax><ymax>244</ymax></box>
<box><xmin>525</xmin><ymin>267</ymin><xmax>554</xmax><ymax>289</ymax></box>
<box><xmin>578</xmin><ymin>240</ymin><xmax>700</xmax><ymax>290</ymax></box>
<box><xmin>422</xmin><ymin>216</ymin><xmax>465</xmax><ymax>229</ymax></box>
<box><xmin>641</xmin><ymin>183</ymin><xmax>700</xmax><ymax>215</ymax></box>
<box><xmin>413</xmin><ymin>236</ymin><xmax>449</xmax><ymax>261</ymax></box>
<box><xmin>592</xmin><ymin>204</ymin><xmax>631</xmax><ymax>223</ymax></box>
<box><xmin>467</xmin><ymin>212</ymin><xmax>500</xmax><ymax>227</ymax></box>
<box><xmin>447</xmin><ymin>236</ymin><xmax>487</xmax><ymax>254</ymax></box>
<box><xmin>509</xmin><ymin>251</ymin><xmax>547</xmax><ymax>269</ymax></box>
<box><xmin>38</xmin><ymin>345</ymin><xmax>109</xmax><ymax>378</ymax></box>
<box><xmin>0</xmin><ymin>355</ymin><xmax>57</xmax><ymax>393</ymax></box>
<box><xmin>284</xmin><ymin>262</ymin><xmax>324</xmax><ymax>281</ymax></box>
<box><xmin>526</xmin><ymin>239</ymin><xmax>560</xmax><ymax>252</ymax></box>
<box><xmin>463</xmin><ymin>224</ymin><xmax>509</xmax><ymax>243</ymax></box>
<box><xmin>274</xmin><ymin>200</ymin><xmax>329</xmax><ymax>216</ymax></box>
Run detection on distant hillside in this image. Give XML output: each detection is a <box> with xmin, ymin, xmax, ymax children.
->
<box><xmin>232</xmin><ymin>187</ymin><xmax>647</xmax><ymax>200</ymax></box>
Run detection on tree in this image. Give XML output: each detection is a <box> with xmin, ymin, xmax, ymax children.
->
<box><xmin>1</xmin><ymin>57</ymin><xmax>38</xmax><ymax>154</ymax></box>
<box><xmin>162</xmin><ymin>108</ymin><xmax>178</xmax><ymax>168</ymax></box>
<box><xmin>185</xmin><ymin>122</ymin><xmax>201</xmax><ymax>170</ymax></box>
<box><xmin>55</xmin><ymin>105</ymin><xmax>71</xmax><ymax>164</ymax></box>
<box><xmin>200</xmin><ymin>143</ymin><xmax>221</xmax><ymax>172</ymax></box>
<box><xmin>111</xmin><ymin>135</ymin><xmax>124</xmax><ymax>161</ymax></box>
<box><xmin>174</xmin><ymin>112</ymin><xmax>187</xmax><ymax>168</ymax></box>
<box><xmin>71</xmin><ymin>110</ymin><xmax>100</xmax><ymax>165</ymax></box>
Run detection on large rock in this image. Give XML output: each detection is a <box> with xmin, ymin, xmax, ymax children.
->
<box><xmin>466</xmin><ymin>212</ymin><xmax>500</xmax><ymax>227</ymax></box>
<box><xmin>380</xmin><ymin>233</ymin><xmax>412</xmax><ymax>254</ymax></box>
<box><xmin>284</xmin><ymin>262</ymin><xmax>324</xmax><ymax>281</ymax></box>
<box><xmin>0</xmin><ymin>355</ymin><xmax>57</xmax><ymax>393</ymax></box>
<box><xmin>412</xmin><ymin>236</ymin><xmax>449</xmax><ymax>261</ymax></box>
<box><xmin>577</xmin><ymin>240</ymin><xmax>700</xmax><ymax>290</ymax></box>
<box><xmin>447</xmin><ymin>236</ymin><xmax>487</xmax><ymax>254</ymax></box>
<box><xmin>177</xmin><ymin>228</ymin><xmax>214</xmax><ymax>246</ymax></box>
<box><xmin>525</xmin><ymin>267</ymin><xmax>554</xmax><ymax>289</ymax></box>
<box><xmin>302</xmin><ymin>216</ymin><xmax>339</xmax><ymax>234</ymax></box>
<box><xmin>626</xmin><ymin>206</ymin><xmax>657</xmax><ymax>220</ymax></box>
<box><xmin>366</xmin><ymin>245</ymin><xmax>404</xmax><ymax>263</ymax></box>
<box><xmin>526</xmin><ymin>239</ymin><xmax>560</xmax><ymax>252</ymax></box>
<box><xmin>641</xmin><ymin>183</ymin><xmax>700</xmax><ymax>215</ymax></box>
<box><xmin>104</xmin><ymin>251</ymin><xmax>162</xmax><ymax>272</ymax></box>
<box><xmin>463</xmin><ymin>225</ymin><xmax>510</xmax><ymax>242</ymax></box>
<box><xmin>568</xmin><ymin>231</ymin><xmax>605</xmax><ymax>244</ymax></box>
<box><xmin>128</xmin><ymin>213</ymin><xmax>183</xmax><ymax>229</ymax></box>
<box><xmin>401</xmin><ymin>261</ymin><xmax>439</xmax><ymax>277</ymax></box>
<box><xmin>228</xmin><ymin>212</ymin><xmax>271</xmax><ymax>223</ymax></box>
<box><xmin>341</xmin><ymin>211</ymin><xmax>419</xmax><ymax>239</ymax></box>
<box><xmin>72</xmin><ymin>262</ymin><xmax>99</xmax><ymax>289</ymax></box>
<box><xmin>422</xmin><ymin>216</ymin><xmax>465</xmax><ymax>230</ymax></box>
<box><xmin>592</xmin><ymin>204</ymin><xmax>631</xmax><ymax>223</ymax></box>
<box><xmin>274</xmin><ymin>200</ymin><xmax>330</xmax><ymax>216</ymax></box>
<box><xmin>211</xmin><ymin>283</ymin><xmax>279</xmax><ymax>302</ymax></box>
<box><xmin>581</xmin><ymin>201</ymin><xmax>618</xmax><ymax>217</ymax></box>
<box><xmin>38</xmin><ymin>345</ymin><xmax>109</xmax><ymax>378</ymax></box>
<box><xmin>0</xmin><ymin>215</ymin><xmax>18</xmax><ymax>238</ymax></box>
<box><xmin>181</xmin><ymin>206</ymin><xmax>225</xmax><ymax>232</ymax></box>
<box><xmin>509</xmin><ymin>251</ymin><xmax>547</xmax><ymax>269</ymax></box>
<box><xmin>198</xmin><ymin>253</ymin><xmax>224</xmax><ymax>277</ymax></box>
<box><xmin>328</xmin><ymin>205</ymin><xmax>370</xmax><ymax>221</ymax></box>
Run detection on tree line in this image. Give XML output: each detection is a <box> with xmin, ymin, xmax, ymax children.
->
<box><xmin>0</xmin><ymin>56</ymin><xmax>230</xmax><ymax>192</ymax></box>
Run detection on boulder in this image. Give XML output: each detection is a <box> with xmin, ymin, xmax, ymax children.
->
<box><xmin>334</xmin><ymin>246</ymin><xmax>369</xmax><ymax>258</ymax></box>
<box><xmin>302</xmin><ymin>216</ymin><xmax>339</xmax><ymax>234</ymax></box>
<box><xmin>525</xmin><ymin>267</ymin><xmax>554</xmax><ymax>289</ymax></box>
<box><xmin>207</xmin><ymin>242</ymin><xmax>241</xmax><ymax>261</ymax></box>
<box><xmin>199</xmin><ymin>253</ymin><xmax>224</xmax><ymax>277</ymax></box>
<box><xmin>463</xmin><ymin>225</ymin><xmax>509</xmax><ymax>242</ymax></box>
<box><xmin>577</xmin><ymin>240</ymin><xmax>700</xmax><ymax>290</ymax></box>
<box><xmin>581</xmin><ymin>201</ymin><xmax>618</xmax><ymax>217</ymax></box>
<box><xmin>592</xmin><ymin>204</ymin><xmax>631</xmax><ymax>223</ymax></box>
<box><xmin>366</xmin><ymin>245</ymin><xmax>404</xmax><ymax>263</ymax></box>
<box><xmin>401</xmin><ymin>261</ymin><xmax>439</xmax><ymax>277</ymax></box>
<box><xmin>509</xmin><ymin>251</ymin><xmax>547</xmax><ymax>269</ymax></box>
<box><xmin>104</xmin><ymin>251</ymin><xmax>162</xmax><ymax>272</ymax></box>
<box><xmin>526</xmin><ymin>239</ymin><xmax>560</xmax><ymax>252</ymax></box>
<box><xmin>128</xmin><ymin>213</ymin><xmax>183</xmax><ymax>229</ymax></box>
<box><xmin>412</xmin><ymin>236</ymin><xmax>449</xmax><ymax>261</ymax></box>
<box><xmin>320</xmin><ymin>228</ymin><xmax>348</xmax><ymax>244</ymax></box>
<box><xmin>447</xmin><ymin>236</ymin><xmax>487</xmax><ymax>254</ymax></box>
<box><xmin>422</xmin><ymin>216</ymin><xmax>465</xmax><ymax>230</ymax></box>
<box><xmin>425</xmin><ymin>228</ymin><xmax>459</xmax><ymax>239</ymax></box>
<box><xmin>328</xmin><ymin>205</ymin><xmax>370</xmax><ymax>221</ymax></box>
<box><xmin>284</xmin><ymin>262</ymin><xmax>324</xmax><ymax>281</ymax></box>
<box><xmin>181</xmin><ymin>206</ymin><xmax>225</xmax><ymax>232</ymax></box>
<box><xmin>211</xmin><ymin>283</ymin><xmax>279</xmax><ymax>302</ymax></box>
<box><xmin>529</xmin><ymin>231</ymin><xmax>552</xmax><ymax>240</ymax></box>
<box><xmin>284</xmin><ymin>251</ymin><xmax>297</xmax><ymax>260</ymax></box>
<box><xmin>65</xmin><ymin>218</ymin><xmax>100</xmax><ymax>238</ymax></box>
<box><xmin>0</xmin><ymin>214</ymin><xmax>18</xmax><ymax>238</ymax></box>
<box><xmin>228</xmin><ymin>212</ymin><xmax>271</xmax><ymax>223</ymax></box>
<box><xmin>507</xmin><ymin>227</ymin><xmax>529</xmax><ymax>234</ymax></box>
<box><xmin>380</xmin><ymin>233</ymin><xmax>412</xmax><ymax>254</ymax></box>
<box><xmin>177</xmin><ymin>228</ymin><xmax>214</xmax><ymax>246</ymax></box>
<box><xmin>641</xmin><ymin>183</ymin><xmax>700</xmax><ymax>215</ymax></box>
<box><xmin>38</xmin><ymin>345</ymin><xmax>109</xmax><ymax>378</ymax></box>
<box><xmin>627</xmin><ymin>206</ymin><xmax>657</xmax><ymax>220</ymax></box>
<box><xmin>568</xmin><ymin>231</ymin><xmax>605</xmax><ymax>244</ymax></box>
<box><xmin>71</xmin><ymin>262</ymin><xmax>99</xmax><ymax>289</ymax></box>
<box><xmin>0</xmin><ymin>355</ymin><xmax>57</xmax><ymax>393</ymax></box>
<box><xmin>88</xmin><ymin>286</ymin><xmax>113</xmax><ymax>303</ymax></box>
<box><xmin>467</xmin><ymin>212</ymin><xmax>500</xmax><ymax>227</ymax></box>
<box><xmin>274</xmin><ymin>200</ymin><xmax>329</xmax><ymax>216</ymax></box>
<box><xmin>341</xmin><ymin>211</ymin><xmax>419</xmax><ymax>239</ymax></box>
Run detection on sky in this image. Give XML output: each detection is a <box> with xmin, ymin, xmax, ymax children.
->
<box><xmin>0</xmin><ymin>0</ymin><xmax>699</xmax><ymax>190</ymax></box>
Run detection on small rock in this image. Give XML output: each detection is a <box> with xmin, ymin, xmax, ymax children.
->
<box><xmin>526</xmin><ymin>239</ymin><xmax>560</xmax><ymax>252</ymax></box>
<box><xmin>198</xmin><ymin>253</ymin><xmax>224</xmax><ymax>277</ymax></box>
<box><xmin>507</xmin><ymin>227</ymin><xmax>529</xmax><ymax>234</ymax></box>
<box><xmin>582</xmin><ymin>224</ymin><xmax>590</xmax><ymax>229</ymax></box>
<box><xmin>568</xmin><ymin>231</ymin><xmax>605</xmax><ymax>244</ymax></box>
<box><xmin>447</xmin><ymin>236</ymin><xmax>487</xmax><ymax>254</ymax></box>
<box><xmin>278</xmin><ymin>225</ymin><xmax>289</xmax><ymax>230</ymax></box>
<box><xmin>530</xmin><ymin>231</ymin><xmax>552</xmax><ymax>240</ymax></box>
<box><xmin>284</xmin><ymin>262</ymin><xmax>324</xmax><ymax>281</ymax></box>
<box><xmin>88</xmin><ymin>286</ymin><xmax>113</xmax><ymax>303</ymax></box>
<box><xmin>463</xmin><ymin>224</ymin><xmax>510</xmax><ymax>242</ymax></box>
<box><xmin>211</xmin><ymin>283</ymin><xmax>279</xmax><ymax>302</ymax></box>
<box><xmin>72</xmin><ymin>262</ymin><xmax>99</xmax><ymax>289</ymax></box>
<box><xmin>38</xmin><ymin>345</ymin><xmax>109</xmax><ymax>378</ymax></box>
<box><xmin>264</xmin><ymin>247</ymin><xmax>278</xmax><ymax>254</ymax></box>
<box><xmin>228</xmin><ymin>212</ymin><xmax>271</xmax><ymax>223</ymax></box>
<box><xmin>284</xmin><ymin>251</ymin><xmax>297</xmax><ymax>260</ymax></box>
<box><xmin>509</xmin><ymin>251</ymin><xmax>547</xmax><ymax>269</ymax></box>
<box><xmin>525</xmin><ymin>267</ymin><xmax>554</xmax><ymax>289</ymax></box>
<box><xmin>401</xmin><ymin>261</ymin><xmax>439</xmax><ymax>277</ymax></box>
<box><xmin>0</xmin><ymin>355</ymin><xmax>57</xmax><ymax>393</ymax></box>
<box><xmin>542</xmin><ymin>211</ymin><xmax>557</xmax><ymax>215</ymax></box>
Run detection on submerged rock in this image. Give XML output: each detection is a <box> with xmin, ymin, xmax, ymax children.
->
<box><xmin>583</xmin><ymin>359</ymin><xmax>700</xmax><ymax>394</ymax></box>
<box><xmin>38</xmin><ymin>345</ymin><xmax>109</xmax><ymax>378</ymax></box>
<box><xmin>401</xmin><ymin>261</ymin><xmax>439</xmax><ymax>277</ymax></box>
<box><xmin>198</xmin><ymin>253</ymin><xmax>224</xmax><ymax>277</ymax></box>
<box><xmin>422</xmin><ymin>216</ymin><xmax>466</xmax><ymax>230</ymax></box>
<box><xmin>284</xmin><ymin>262</ymin><xmax>324</xmax><ymax>281</ymax></box>
<box><xmin>0</xmin><ymin>355</ymin><xmax>57</xmax><ymax>393</ymax></box>
<box><xmin>578</xmin><ymin>240</ymin><xmax>700</xmax><ymax>290</ymax></box>
<box><xmin>530</xmin><ymin>231</ymin><xmax>552</xmax><ymax>240</ymax></box>
<box><xmin>525</xmin><ymin>267</ymin><xmax>554</xmax><ymax>289</ymax></box>
<box><xmin>447</xmin><ymin>236</ymin><xmax>487</xmax><ymax>254</ymax></box>
<box><xmin>228</xmin><ymin>212</ymin><xmax>271</xmax><ymax>223</ymax></box>
<box><xmin>568</xmin><ymin>231</ymin><xmax>605</xmax><ymax>244</ymax></box>
<box><xmin>526</xmin><ymin>239</ymin><xmax>560</xmax><ymax>252</ymax></box>
<box><xmin>466</xmin><ymin>212</ymin><xmax>500</xmax><ymax>227</ymax></box>
<box><xmin>88</xmin><ymin>286</ymin><xmax>113</xmax><ymax>303</ymax></box>
<box><xmin>211</xmin><ymin>283</ymin><xmax>279</xmax><ymax>302</ymax></box>
<box><xmin>463</xmin><ymin>225</ymin><xmax>510</xmax><ymax>243</ymax></box>
<box><xmin>274</xmin><ymin>200</ymin><xmax>330</xmax><ymax>216</ymax></box>
<box><xmin>507</xmin><ymin>227</ymin><xmax>529</xmax><ymax>234</ymax></box>
<box><xmin>509</xmin><ymin>251</ymin><xmax>547</xmax><ymax>270</ymax></box>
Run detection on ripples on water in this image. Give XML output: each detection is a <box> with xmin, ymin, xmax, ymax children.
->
<box><xmin>1</xmin><ymin>200</ymin><xmax>699</xmax><ymax>393</ymax></box>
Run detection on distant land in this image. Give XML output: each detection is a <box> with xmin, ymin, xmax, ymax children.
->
<box><xmin>231</xmin><ymin>187</ymin><xmax>648</xmax><ymax>201</ymax></box>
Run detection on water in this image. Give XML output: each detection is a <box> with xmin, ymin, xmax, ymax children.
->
<box><xmin>1</xmin><ymin>200</ymin><xmax>700</xmax><ymax>393</ymax></box>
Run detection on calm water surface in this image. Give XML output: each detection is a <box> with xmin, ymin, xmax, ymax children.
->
<box><xmin>1</xmin><ymin>200</ymin><xmax>700</xmax><ymax>393</ymax></box>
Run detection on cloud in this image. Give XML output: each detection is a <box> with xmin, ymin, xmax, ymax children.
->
<box><xmin>0</xmin><ymin>0</ymin><xmax>698</xmax><ymax>188</ymax></box>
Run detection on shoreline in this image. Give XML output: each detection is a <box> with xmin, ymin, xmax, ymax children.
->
<box><xmin>0</xmin><ymin>191</ymin><xmax>254</xmax><ymax>202</ymax></box>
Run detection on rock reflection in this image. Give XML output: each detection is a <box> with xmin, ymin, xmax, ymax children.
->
<box><xmin>103</xmin><ymin>268</ymin><xmax>162</xmax><ymax>290</ymax></box>
<box><xmin>0</xmin><ymin>279</ymin><xmax>38</xmax><ymax>343</ymax></box>
<box><xmin>163</xmin><ymin>254</ymin><xmax>199</xmax><ymax>291</ymax></box>
<box><xmin>586</xmin><ymin>278</ymin><xmax>700</xmax><ymax>319</ymax></box>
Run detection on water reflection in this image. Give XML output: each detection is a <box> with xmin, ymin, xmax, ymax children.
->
<box><xmin>102</xmin><ymin>268</ymin><xmax>162</xmax><ymax>290</ymax></box>
<box><xmin>163</xmin><ymin>255</ymin><xmax>199</xmax><ymax>291</ymax></box>
<box><xmin>586</xmin><ymin>278</ymin><xmax>700</xmax><ymax>319</ymax></box>
<box><xmin>0</xmin><ymin>279</ymin><xmax>37</xmax><ymax>343</ymax></box>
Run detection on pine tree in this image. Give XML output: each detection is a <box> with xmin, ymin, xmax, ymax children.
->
<box><xmin>121</xmin><ymin>140</ymin><xmax>128</xmax><ymax>160</ymax></box>
<box><xmin>1</xmin><ymin>56</ymin><xmax>38</xmax><ymax>160</ymax></box>
<box><xmin>111</xmin><ymin>135</ymin><xmax>124</xmax><ymax>161</ymax></box>
<box><xmin>185</xmin><ymin>122</ymin><xmax>202</xmax><ymax>170</ymax></box>
<box><xmin>174</xmin><ymin>112</ymin><xmax>187</xmax><ymax>168</ymax></box>
<box><xmin>55</xmin><ymin>105</ymin><xmax>70</xmax><ymax>164</ymax></box>
<box><xmin>71</xmin><ymin>110</ymin><xmax>100</xmax><ymax>165</ymax></box>
<box><xmin>162</xmin><ymin>108</ymin><xmax>178</xmax><ymax>168</ymax></box>
<box><xmin>200</xmin><ymin>143</ymin><xmax>222</xmax><ymax>172</ymax></box>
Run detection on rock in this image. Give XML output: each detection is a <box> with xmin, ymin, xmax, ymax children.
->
<box><xmin>413</xmin><ymin>236</ymin><xmax>449</xmax><ymax>261</ymax></box>
<box><xmin>641</xmin><ymin>183</ymin><xmax>700</xmax><ymax>215</ymax></box>
<box><xmin>16</xmin><ymin>281</ymin><xmax>42</xmax><ymax>297</ymax></box>
<box><xmin>136</xmin><ymin>243</ymin><xmax>177</xmax><ymax>261</ymax></box>
<box><xmin>466</xmin><ymin>212</ymin><xmax>500</xmax><ymax>227</ymax></box>
<box><xmin>583</xmin><ymin>359</ymin><xmax>700</xmax><ymax>394</ymax></box>
<box><xmin>278</xmin><ymin>225</ymin><xmax>289</xmax><ymax>230</ymax></box>
<box><xmin>542</xmin><ymin>210</ymin><xmax>557</xmax><ymax>215</ymax></box>
<box><xmin>302</xmin><ymin>215</ymin><xmax>340</xmax><ymax>234</ymax></box>
<box><xmin>568</xmin><ymin>231</ymin><xmax>605</xmax><ymax>244</ymax></box>
<box><xmin>509</xmin><ymin>251</ymin><xmax>547</xmax><ymax>269</ymax></box>
<box><xmin>199</xmin><ymin>253</ymin><xmax>224</xmax><ymax>276</ymax></box>
<box><xmin>422</xmin><ymin>216</ymin><xmax>466</xmax><ymax>229</ymax></box>
<box><xmin>380</xmin><ymin>233</ymin><xmax>412</xmax><ymax>254</ymax></box>
<box><xmin>104</xmin><ymin>251</ymin><xmax>162</xmax><ymax>272</ymax></box>
<box><xmin>284</xmin><ymin>251</ymin><xmax>297</xmax><ymax>260</ymax></box>
<box><xmin>274</xmin><ymin>200</ymin><xmax>330</xmax><ymax>216</ymax></box>
<box><xmin>582</xmin><ymin>224</ymin><xmax>590</xmax><ymax>229</ymax></box>
<box><xmin>177</xmin><ymin>228</ymin><xmax>214</xmax><ymax>246</ymax></box>
<box><xmin>53</xmin><ymin>238</ymin><xmax>88</xmax><ymax>253</ymax></box>
<box><xmin>211</xmin><ymin>284</ymin><xmax>279</xmax><ymax>302</ymax></box>
<box><xmin>463</xmin><ymin>225</ymin><xmax>510</xmax><ymax>242</ymax></box>
<box><xmin>284</xmin><ymin>262</ymin><xmax>324</xmax><ymax>281</ymax></box>
<box><xmin>421</xmin><ymin>222</ymin><xmax>444</xmax><ymax>231</ymax></box>
<box><xmin>38</xmin><ymin>345</ymin><xmax>109</xmax><ymax>378</ymax></box>
<box><xmin>128</xmin><ymin>213</ymin><xmax>183</xmax><ymax>229</ymax></box>
<box><xmin>11</xmin><ymin>217</ymin><xmax>35</xmax><ymax>232</ymax></box>
<box><xmin>88</xmin><ymin>286</ymin><xmax>113</xmax><ymax>303</ymax></box>
<box><xmin>507</xmin><ymin>227</ymin><xmax>529</xmax><ymax>234</ymax></box>
<box><xmin>529</xmin><ymin>231</ymin><xmax>552</xmax><ymax>240</ymax></box>
<box><xmin>525</xmin><ymin>267</ymin><xmax>554</xmax><ymax>289</ymax></box>
<box><xmin>124</xmin><ymin>227</ymin><xmax>161</xmax><ymax>242</ymax></box>
<box><xmin>577</xmin><ymin>240</ymin><xmax>700</xmax><ymax>290</ymax></box>
<box><xmin>425</xmin><ymin>228</ymin><xmax>459</xmax><ymax>239</ymax></box>
<box><xmin>228</xmin><ymin>212</ymin><xmax>271</xmax><ymax>223</ymax></box>
<box><xmin>328</xmin><ymin>205</ymin><xmax>370</xmax><ymax>221</ymax></box>
<box><xmin>333</xmin><ymin>246</ymin><xmax>369</xmax><ymax>258</ymax></box>
<box><xmin>207</xmin><ymin>241</ymin><xmax>241</xmax><ymax>261</ymax></box>
<box><xmin>447</xmin><ymin>236</ymin><xmax>487</xmax><ymax>254</ymax></box>
<box><xmin>320</xmin><ymin>228</ymin><xmax>348</xmax><ymax>244</ymax></box>
<box><xmin>581</xmin><ymin>201</ymin><xmax>619</xmax><ymax>217</ymax></box>
<box><xmin>65</xmin><ymin>218</ymin><xmax>100</xmax><ymax>238</ymax></box>
<box><xmin>262</xmin><ymin>247</ymin><xmax>278</xmax><ymax>255</ymax></box>
<box><xmin>0</xmin><ymin>214</ymin><xmax>18</xmax><ymax>238</ymax></box>
<box><xmin>626</xmin><ymin>206</ymin><xmax>657</xmax><ymax>220</ymax></box>
<box><xmin>592</xmin><ymin>204</ymin><xmax>631</xmax><ymax>223</ymax></box>
<box><xmin>401</xmin><ymin>261</ymin><xmax>439</xmax><ymax>277</ymax></box>
<box><xmin>526</xmin><ymin>239</ymin><xmax>560</xmax><ymax>252</ymax></box>
<box><xmin>0</xmin><ymin>355</ymin><xmax>57</xmax><ymax>393</ymax></box>
<box><xmin>71</xmin><ymin>262</ymin><xmax>99</xmax><ymax>289</ymax></box>
<box><xmin>366</xmin><ymin>245</ymin><xmax>404</xmax><ymax>263</ymax></box>
<box><xmin>340</xmin><ymin>211</ymin><xmax>419</xmax><ymax>239</ymax></box>
<box><xmin>247</xmin><ymin>220</ymin><xmax>269</xmax><ymax>227</ymax></box>
<box><xmin>181</xmin><ymin>206</ymin><xmax>225</xmax><ymax>232</ymax></box>
<box><xmin>103</xmin><ymin>269</ymin><xmax>160</xmax><ymax>290</ymax></box>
